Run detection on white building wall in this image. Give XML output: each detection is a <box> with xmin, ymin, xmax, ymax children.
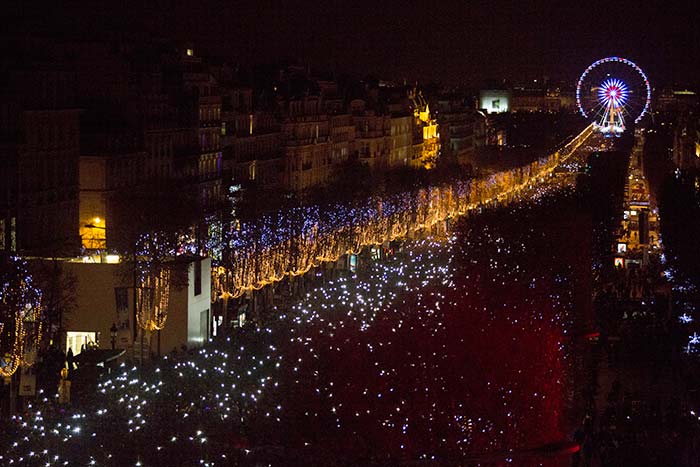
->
<box><xmin>186</xmin><ymin>257</ymin><xmax>212</xmax><ymax>347</ymax></box>
<box><xmin>52</xmin><ymin>256</ymin><xmax>211</xmax><ymax>356</ymax></box>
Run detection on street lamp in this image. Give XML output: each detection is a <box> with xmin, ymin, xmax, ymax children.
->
<box><xmin>83</xmin><ymin>219</ymin><xmax>107</xmax><ymax>252</ymax></box>
<box><xmin>85</xmin><ymin>216</ymin><xmax>105</xmax><ymax>230</ymax></box>
<box><xmin>110</xmin><ymin>323</ymin><xmax>118</xmax><ymax>350</ymax></box>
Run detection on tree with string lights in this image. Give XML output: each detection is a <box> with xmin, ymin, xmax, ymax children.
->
<box><xmin>108</xmin><ymin>182</ymin><xmax>205</xmax><ymax>357</ymax></box>
<box><xmin>0</xmin><ymin>256</ymin><xmax>43</xmax><ymax>416</ymax></box>
<box><xmin>0</xmin><ymin>256</ymin><xmax>43</xmax><ymax>378</ymax></box>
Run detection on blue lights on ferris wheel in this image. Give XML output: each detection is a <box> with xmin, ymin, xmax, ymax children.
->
<box><xmin>598</xmin><ymin>78</ymin><xmax>628</xmax><ymax>109</ymax></box>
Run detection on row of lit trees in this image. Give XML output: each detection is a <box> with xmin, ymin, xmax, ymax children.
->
<box><xmin>71</xmin><ymin>123</ymin><xmax>592</xmax><ymax>354</ymax></box>
<box><xmin>213</xmin><ymin>124</ymin><xmax>594</xmax><ymax>300</ymax></box>
<box><xmin>0</xmin><ymin>125</ymin><xmax>593</xmax><ymax>367</ymax></box>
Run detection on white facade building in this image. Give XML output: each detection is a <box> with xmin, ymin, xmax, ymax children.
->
<box><xmin>54</xmin><ymin>257</ymin><xmax>212</xmax><ymax>358</ymax></box>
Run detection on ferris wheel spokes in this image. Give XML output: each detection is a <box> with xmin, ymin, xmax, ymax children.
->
<box><xmin>595</xmin><ymin>78</ymin><xmax>628</xmax><ymax>133</ymax></box>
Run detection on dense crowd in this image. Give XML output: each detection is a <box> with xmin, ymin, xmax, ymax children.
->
<box><xmin>571</xmin><ymin>130</ymin><xmax>700</xmax><ymax>467</ymax></box>
<box><xmin>0</xmin><ymin>185</ymin><xmax>595</xmax><ymax>466</ymax></box>
<box><xmin>7</xmin><ymin>130</ymin><xmax>699</xmax><ymax>466</ymax></box>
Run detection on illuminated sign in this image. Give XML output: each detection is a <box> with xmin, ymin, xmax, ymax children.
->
<box><xmin>349</xmin><ymin>254</ymin><xmax>358</xmax><ymax>272</ymax></box>
<box><xmin>479</xmin><ymin>90</ymin><xmax>510</xmax><ymax>114</ymax></box>
<box><xmin>617</xmin><ymin>243</ymin><xmax>627</xmax><ymax>253</ymax></box>
<box><xmin>614</xmin><ymin>257</ymin><xmax>625</xmax><ymax>268</ymax></box>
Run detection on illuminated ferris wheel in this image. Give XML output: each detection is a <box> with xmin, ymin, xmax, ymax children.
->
<box><xmin>576</xmin><ymin>57</ymin><xmax>651</xmax><ymax>134</ymax></box>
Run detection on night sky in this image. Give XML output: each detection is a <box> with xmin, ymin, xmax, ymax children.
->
<box><xmin>6</xmin><ymin>0</ymin><xmax>700</xmax><ymax>87</ymax></box>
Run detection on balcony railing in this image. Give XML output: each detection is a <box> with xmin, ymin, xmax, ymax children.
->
<box><xmin>284</xmin><ymin>136</ymin><xmax>329</xmax><ymax>146</ymax></box>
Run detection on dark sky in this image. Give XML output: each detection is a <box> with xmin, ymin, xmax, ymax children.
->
<box><xmin>8</xmin><ymin>0</ymin><xmax>700</xmax><ymax>87</ymax></box>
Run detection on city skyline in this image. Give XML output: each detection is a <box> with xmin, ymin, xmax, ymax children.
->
<box><xmin>2</xmin><ymin>2</ymin><xmax>700</xmax><ymax>464</ymax></box>
<box><xmin>5</xmin><ymin>0</ymin><xmax>699</xmax><ymax>88</ymax></box>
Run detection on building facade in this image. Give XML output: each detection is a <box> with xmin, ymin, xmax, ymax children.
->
<box><xmin>283</xmin><ymin>96</ymin><xmax>331</xmax><ymax>191</ymax></box>
<box><xmin>673</xmin><ymin>113</ymin><xmax>700</xmax><ymax>171</ymax></box>
<box><xmin>53</xmin><ymin>257</ymin><xmax>212</xmax><ymax>358</ymax></box>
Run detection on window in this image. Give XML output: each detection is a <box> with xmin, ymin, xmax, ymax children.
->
<box><xmin>66</xmin><ymin>331</ymin><xmax>97</xmax><ymax>356</ymax></box>
<box><xmin>194</xmin><ymin>260</ymin><xmax>202</xmax><ymax>296</ymax></box>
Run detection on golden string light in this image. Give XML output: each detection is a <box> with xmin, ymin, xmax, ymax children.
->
<box><xmin>214</xmin><ymin>125</ymin><xmax>593</xmax><ymax>299</ymax></box>
<box><xmin>0</xmin><ymin>313</ymin><xmax>25</xmax><ymax>377</ymax></box>
<box><xmin>22</xmin><ymin>307</ymin><xmax>43</xmax><ymax>368</ymax></box>
<box><xmin>0</xmin><ymin>258</ymin><xmax>43</xmax><ymax>377</ymax></box>
<box><xmin>136</xmin><ymin>267</ymin><xmax>171</xmax><ymax>332</ymax></box>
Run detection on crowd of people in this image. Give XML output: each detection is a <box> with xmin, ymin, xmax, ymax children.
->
<box><xmin>4</xmin><ymin>130</ymin><xmax>700</xmax><ymax>466</ymax></box>
<box><xmin>572</xmin><ymin>133</ymin><xmax>700</xmax><ymax>466</ymax></box>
